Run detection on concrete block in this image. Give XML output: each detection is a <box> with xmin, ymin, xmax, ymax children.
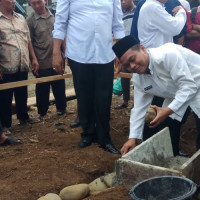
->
<box><xmin>122</xmin><ymin>127</ymin><xmax>174</xmax><ymax>166</ymax></box>
<box><xmin>116</xmin><ymin>127</ymin><xmax>200</xmax><ymax>189</ymax></box>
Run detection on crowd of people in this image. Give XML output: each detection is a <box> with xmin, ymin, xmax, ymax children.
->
<box><xmin>0</xmin><ymin>0</ymin><xmax>200</xmax><ymax>157</ymax></box>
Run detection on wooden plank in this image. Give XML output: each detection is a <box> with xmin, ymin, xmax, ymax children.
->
<box><xmin>114</xmin><ymin>72</ymin><xmax>132</xmax><ymax>79</ymax></box>
<box><xmin>180</xmin><ymin>149</ymin><xmax>200</xmax><ymax>185</ymax></box>
<box><xmin>0</xmin><ymin>72</ymin><xmax>132</xmax><ymax>91</ymax></box>
<box><xmin>12</xmin><ymin>88</ymin><xmax>76</xmax><ymax>106</ymax></box>
<box><xmin>0</xmin><ymin>74</ymin><xmax>73</xmax><ymax>90</ymax></box>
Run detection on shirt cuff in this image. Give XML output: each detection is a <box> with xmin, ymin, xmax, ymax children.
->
<box><xmin>129</xmin><ymin>131</ymin><xmax>143</xmax><ymax>140</ymax></box>
<box><xmin>178</xmin><ymin>7</ymin><xmax>186</xmax><ymax>15</ymax></box>
<box><xmin>52</xmin><ymin>30</ymin><xmax>66</xmax><ymax>40</ymax></box>
<box><xmin>168</xmin><ymin>101</ymin><xmax>188</xmax><ymax>121</ymax></box>
<box><xmin>113</xmin><ymin>31</ymin><xmax>125</xmax><ymax>40</ymax></box>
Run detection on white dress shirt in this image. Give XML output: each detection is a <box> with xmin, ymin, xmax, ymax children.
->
<box><xmin>179</xmin><ymin>0</ymin><xmax>191</xmax><ymax>11</ymax></box>
<box><xmin>130</xmin><ymin>43</ymin><xmax>200</xmax><ymax>139</ymax></box>
<box><xmin>138</xmin><ymin>0</ymin><xmax>186</xmax><ymax>48</ymax></box>
<box><xmin>53</xmin><ymin>0</ymin><xmax>125</xmax><ymax>64</ymax></box>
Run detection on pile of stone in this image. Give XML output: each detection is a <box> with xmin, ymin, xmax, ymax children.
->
<box><xmin>37</xmin><ymin>172</ymin><xmax>118</xmax><ymax>200</ymax></box>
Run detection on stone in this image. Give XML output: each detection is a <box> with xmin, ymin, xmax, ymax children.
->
<box><xmin>145</xmin><ymin>107</ymin><xmax>156</xmax><ymax>126</ymax></box>
<box><xmin>45</xmin><ymin>193</ymin><xmax>61</xmax><ymax>200</ymax></box>
<box><xmin>89</xmin><ymin>177</ymin><xmax>108</xmax><ymax>195</ymax></box>
<box><xmin>116</xmin><ymin>128</ymin><xmax>177</xmax><ymax>189</ymax></box>
<box><xmin>37</xmin><ymin>197</ymin><xmax>47</xmax><ymax>200</ymax></box>
<box><xmin>103</xmin><ymin>172</ymin><xmax>116</xmax><ymax>187</ymax></box>
<box><xmin>59</xmin><ymin>184</ymin><xmax>89</xmax><ymax>200</ymax></box>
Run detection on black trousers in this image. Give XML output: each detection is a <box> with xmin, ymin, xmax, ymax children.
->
<box><xmin>36</xmin><ymin>68</ymin><xmax>66</xmax><ymax>116</ymax></box>
<box><xmin>121</xmin><ymin>69</ymin><xmax>130</xmax><ymax>102</ymax></box>
<box><xmin>194</xmin><ymin>113</ymin><xmax>200</xmax><ymax>150</ymax></box>
<box><xmin>0</xmin><ymin>122</ymin><xmax>2</xmax><ymax>137</ymax></box>
<box><xmin>181</xmin><ymin>108</ymin><xmax>200</xmax><ymax>151</ymax></box>
<box><xmin>143</xmin><ymin>116</ymin><xmax>182</xmax><ymax>156</ymax></box>
<box><xmin>68</xmin><ymin>59</ymin><xmax>114</xmax><ymax>145</ymax></box>
<box><xmin>0</xmin><ymin>71</ymin><xmax>29</xmax><ymax>128</ymax></box>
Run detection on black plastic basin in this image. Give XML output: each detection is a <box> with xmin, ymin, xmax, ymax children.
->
<box><xmin>130</xmin><ymin>176</ymin><xmax>197</xmax><ymax>200</ymax></box>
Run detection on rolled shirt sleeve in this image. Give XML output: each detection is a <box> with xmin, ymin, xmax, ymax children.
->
<box><xmin>52</xmin><ymin>0</ymin><xmax>69</xmax><ymax>40</ymax></box>
<box><xmin>164</xmin><ymin>50</ymin><xmax>198</xmax><ymax>117</ymax></box>
<box><xmin>150</xmin><ymin>5</ymin><xmax>187</xmax><ymax>36</ymax></box>
<box><xmin>112</xmin><ymin>0</ymin><xmax>125</xmax><ymax>39</ymax></box>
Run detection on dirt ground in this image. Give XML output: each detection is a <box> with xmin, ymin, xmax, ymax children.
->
<box><xmin>0</xmin><ymin>77</ymin><xmax>199</xmax><ymax>200</ymax></box>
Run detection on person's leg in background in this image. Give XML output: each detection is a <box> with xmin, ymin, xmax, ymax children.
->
<box><xmin>0</xmin><ymin>88</ymin><xmax>13</xmax><ymax>129</ymax></box>
<box><xmin>35</xmin><ymin>69</ymin><xmax>51</xmax><ymax>119</ymax></box>
<box><xmin>70</xmin><ymin>110</ymin><xmax>80</xmax><ymax>128</ymax></box>
<box><xmin>15</xmin><ymin>71</ymin><xmax>40</xmax><ymax>124</ymax></box>
<box><xmin>0</xmin><ymin>120</ymin><xmax>21</xmax><ymax>145</ymax></box>
<box><xmin>0</xmin><ymin>73</ymin><xmax>15</xmax><ymax>131</ymax></box>
<box><xmin>14</xmin><ymin>71</ymin><xmax>30</xmax><ymax>122</ymax></box>
<box><xmin>121</xmin><ymin>77</ymin><xmax>130</xmax><ymax>106</ymax></box>
<box><xmin>194</xmin><ymin>112</ymin><xmax>200</xmax><ymax>150</ymax></box>
<box><xmin>157</xmin><ymin>108</ymin><xmax>191</xmax><ymax>156</ymax></box>
<box><xmin>94</xmin><ymin>61</ymin><xmax>120</xmax><ymax>154</ymax></box>
<box><xmin>51</xmin><ymin>68</ymin><xmax>67</xmax><ymax>115</ymax></box>
<box><xmin>68</xmin><ymin>62</ymin><xmax>80</xmax><ymax>128</ymax></box>
<box><xmin>93</xmin><ymin>62</ymin><xmax>113</xmax><ymax>145</ymax></box>
<box><xmin>115</xmin><ymin>68</ymin><xmax>130</xmax><ymax>109</ymax></box>
<box><xmin>159</xmin><ymin>117</ymin><xmax>182</xmax><ymax>156</ymax></box>
<box><xmin>68</xmin><ymin>59</ymin><xmax>96</xmax><ymax>147</ymax></box>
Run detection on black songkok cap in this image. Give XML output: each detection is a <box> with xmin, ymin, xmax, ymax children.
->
<box><xmin>112</xmin><ymin>35</ymin><xmax>140</xmax><ymax>59</ymax></box>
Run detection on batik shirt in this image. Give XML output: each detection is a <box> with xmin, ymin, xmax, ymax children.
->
<box><xmin>0</xmin><ymin>11</ymin><xmax>31</xmax><ymax>74</ymax></box>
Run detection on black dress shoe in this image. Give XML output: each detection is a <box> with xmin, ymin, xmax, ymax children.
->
<box><xmin>100</xmin><ymin>143</ymin><xmax>121</xmax><ymax>154</ymax></box>
<box><xmin>79</xmin><ymin>138</ymin><xmax>92</xmax><ymax>148</ymax></box>
<box><xmin>70</xmin><ymin>118</ymin><xmax>80</xmax><ymax>128</ymax></box>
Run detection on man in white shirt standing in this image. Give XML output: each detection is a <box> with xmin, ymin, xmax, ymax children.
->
<box><xmin>112</xmin><ymin>35</ymin><xmax>200</xmax><ymax>156</ymax></box>
<box><xmin>52</xmin><ymin>0</ymin><xmax>125</xmax><ymax>154</ymax></box>
<box><xmin>138</xmin><ymin>0</ymin><xmax>186</xmax><ymax>48</ymax></box>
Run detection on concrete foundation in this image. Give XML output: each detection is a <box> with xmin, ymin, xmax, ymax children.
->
<box><xmin>116</xmin><ymin>127</ymin><xmax>200</xmax><ymax>189</ymax></box>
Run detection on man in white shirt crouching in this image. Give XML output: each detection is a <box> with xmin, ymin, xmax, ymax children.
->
<box><xmin>112</xmin><ymin>35</ymin><xmax>200</xmax><ymax>156</ymax></box>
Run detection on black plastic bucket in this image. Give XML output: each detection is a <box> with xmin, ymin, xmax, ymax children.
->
<box><xmin>129</xmin><ymin>176</ymin><xmax>197</xmax><ymax>200</ymax></box>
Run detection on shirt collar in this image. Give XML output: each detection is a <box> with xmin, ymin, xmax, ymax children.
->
<box><xmin>147</xmin><ymin>0</ymin><xmax>165</xmax><ymax>7</ymax></box>
<box><xmin>147</xmin><ymin>49</ymin><xmax>153</xmax><ymax>75</ymax></box>
<box><xmin>34</xmin><ymin>8</ymin><xmax>52</xmax><ymax>20</ymax></box>
<box><xmin>0</xmin><ymin>11</ymin><xmax>19</xmax><ymax>18</ymax></box>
